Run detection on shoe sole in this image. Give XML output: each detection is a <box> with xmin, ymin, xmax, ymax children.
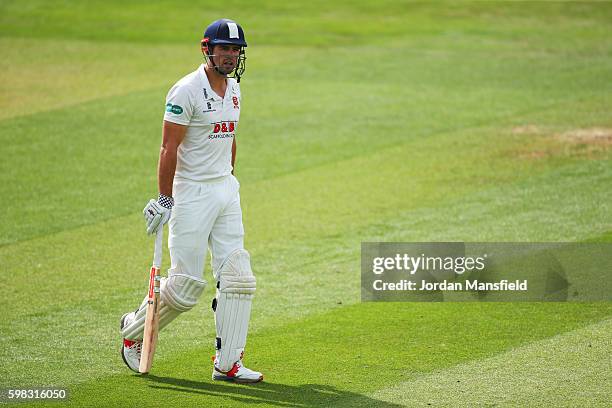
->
<box><xmin>234</xmin><ymin>375</ymin><xmax>264</xmax><ymax>384</ymax></box>
<box><xmin>212</xmin><ymin>373</ymin><xmax>264</xmax><ymax>383</ymax></box>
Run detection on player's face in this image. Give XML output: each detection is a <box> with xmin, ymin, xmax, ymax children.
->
<box><xmin>212</xmin><ymin>45</ymin><xmax>242</xmax><ymax>75</ymax></box>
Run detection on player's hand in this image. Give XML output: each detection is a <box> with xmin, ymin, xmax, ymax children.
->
<box><xmin>143</xmin><ymin>194</ymin><xmax>173</xmax><ymax>235</ymax></box>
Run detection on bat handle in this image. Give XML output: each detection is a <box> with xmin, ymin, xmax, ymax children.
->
<box><xmin>153</xmin><ymin>227</ymin><xmax>163</xmax><ymax>269</ymax></box>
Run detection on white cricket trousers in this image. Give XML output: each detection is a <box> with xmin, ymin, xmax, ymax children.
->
<box><xmin>168</xmin><ymin>174</ymin><xmax>244</xmax><ymax>281</ymax></box>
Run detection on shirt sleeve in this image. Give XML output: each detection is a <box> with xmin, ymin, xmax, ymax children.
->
<box><xmin>163</xmin><ymin>83</ymin><xmax>193</xmax><ymax>125</ymax></box>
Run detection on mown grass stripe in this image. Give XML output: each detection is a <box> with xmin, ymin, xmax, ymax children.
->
<box><xmin>369</xmin><ymin>318</ymin><xmax>612</xmax><ymax>407</ymax></box>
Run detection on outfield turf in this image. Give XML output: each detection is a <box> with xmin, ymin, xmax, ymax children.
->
<box><xmin>0</xmin><ymin>1</ymin><xmax>611</xmax><ymax>407</ymax></box>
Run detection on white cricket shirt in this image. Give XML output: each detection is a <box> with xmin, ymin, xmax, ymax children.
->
<box><xmin>163</xmin><ymin>64</ymin><xmax>241</xmax><ymax>182</ymax></box>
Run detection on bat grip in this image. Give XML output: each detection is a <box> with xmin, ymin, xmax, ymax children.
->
<box><xmin>153</xmin><ymin>227</ymin><xmax>163</xmax><ymax>269</ymax></box>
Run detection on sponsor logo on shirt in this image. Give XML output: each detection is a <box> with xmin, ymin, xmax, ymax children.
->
<box><xmin>165</xmin><ymin>103</ymin><xmax>183</xmax><ymax>114</ymax></box>
<box><xmin>232</xmin><ymin>96</ymin><xmax>239</xmax><ymax>109</ymax></box>
<box><xmin>209</xmin><ymin>121</ymin><xmax>236</xmax><ymax>139</ymax></box>
<box><xmin>213</xmin><ymin>121</ymin><xmax>235</xmax><ymax>133</ymax></box>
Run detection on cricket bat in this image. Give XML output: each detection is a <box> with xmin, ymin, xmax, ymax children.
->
<box><xmin>139</xmin><ymin>227</ymin><xmax>163</xmax><ymax>374</ymax></box>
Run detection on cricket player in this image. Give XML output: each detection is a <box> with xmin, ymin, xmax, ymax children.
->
<box><xmin>119</xmin><ymin>18</ymin><xmax>263</xmax><ymax>383</ymax></box>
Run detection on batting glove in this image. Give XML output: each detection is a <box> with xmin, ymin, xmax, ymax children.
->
<box><xmin>143</xmin><ymin>194</ymin><xmax>174</xmax><ymax>235</ymax></box>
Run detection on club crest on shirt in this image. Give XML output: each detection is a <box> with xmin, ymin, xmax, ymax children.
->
<box><xmin>232</xmin><ymin>96</ymin><xmax>239</xmax><ymax>109</ymax></box>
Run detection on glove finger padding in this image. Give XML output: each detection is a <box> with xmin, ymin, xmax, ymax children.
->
<box><xmin>147</xmin><ymin>213</ymin><xmax>162</xmax><ymax>235</ymax></box>
<box><xmin>143</xmin><ymin>199</ymin><xmax>157</xmax><ymax>220</ymax></box>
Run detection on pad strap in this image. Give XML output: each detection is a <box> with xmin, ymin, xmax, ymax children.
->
<box><xmin>219</xmin><ymin>275</ymin><xmax>256</xmax><ymax>294</ymax></box>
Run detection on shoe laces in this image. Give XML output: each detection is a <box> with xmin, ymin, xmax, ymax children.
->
<box><xmin>125</xmin><ymin>340</ymin><xmax>142</xmax><ymax>355</ymax></box>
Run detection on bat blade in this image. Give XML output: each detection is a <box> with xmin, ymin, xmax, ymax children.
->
<box><xmin>139</xmin><ymin>266</ymin><xmax>161</xmax><ymax>374</ymax></box>
<box><xmin>139</xmin><ymin>227</ymin><xmax>163</xmax><ymax>374</ymax></box>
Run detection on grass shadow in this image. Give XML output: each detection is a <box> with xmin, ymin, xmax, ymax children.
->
<box><xmin>143</xmin><ymin>374</ymin><xmax>402</xmax><ymax>407</ymax></box>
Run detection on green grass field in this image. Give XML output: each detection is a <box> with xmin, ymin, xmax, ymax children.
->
<box><xmin>1</xmin><ymin>1</ymin><xmax>611</xmax><ymax>406</ymax></box>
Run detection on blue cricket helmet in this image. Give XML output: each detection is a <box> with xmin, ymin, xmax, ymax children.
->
<box><xmin>203</xmin><ymin>19</ymin><xmax>247</xmax><ymax>48</ymax></box>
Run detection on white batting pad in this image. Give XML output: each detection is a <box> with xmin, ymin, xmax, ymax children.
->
<box><xmin>214</xmin><ymin>249</ymin><xmax>256</xmax><ymax>371</ymax></box>
<box><xmin>122</xmin><ymin>274</ymin><xmax>206</xmax><ymax>340</ymax></box>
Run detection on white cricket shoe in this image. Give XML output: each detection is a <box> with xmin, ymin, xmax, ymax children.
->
<box><xmin>212</xmin><ymin>360</ymin><xmax>264</xmax><ymax>383</ymax></box>
<box><xmin>120</xmin><ymin>312</ymin><xmax>141</xmax><ymax>372</ymax></box>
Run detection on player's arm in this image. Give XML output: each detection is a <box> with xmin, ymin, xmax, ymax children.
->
<box><xmin>231</xmin><ymin>137</ymin><xmax>236</xmax><ymax>175</ymax></box>
<box><xmin>143</xmin><ymin>120</ymin><xmax>187</xmax><ymax>235</ymax></box>
<box><xmin>143</xmin><ymin>81</ymin><xmax>192</xmax><ymax>235</ymax></box>
<box><xmin>159</xmin><ymin>120</ymin><xmax>188</xmax><ymax>196</ymax></box>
